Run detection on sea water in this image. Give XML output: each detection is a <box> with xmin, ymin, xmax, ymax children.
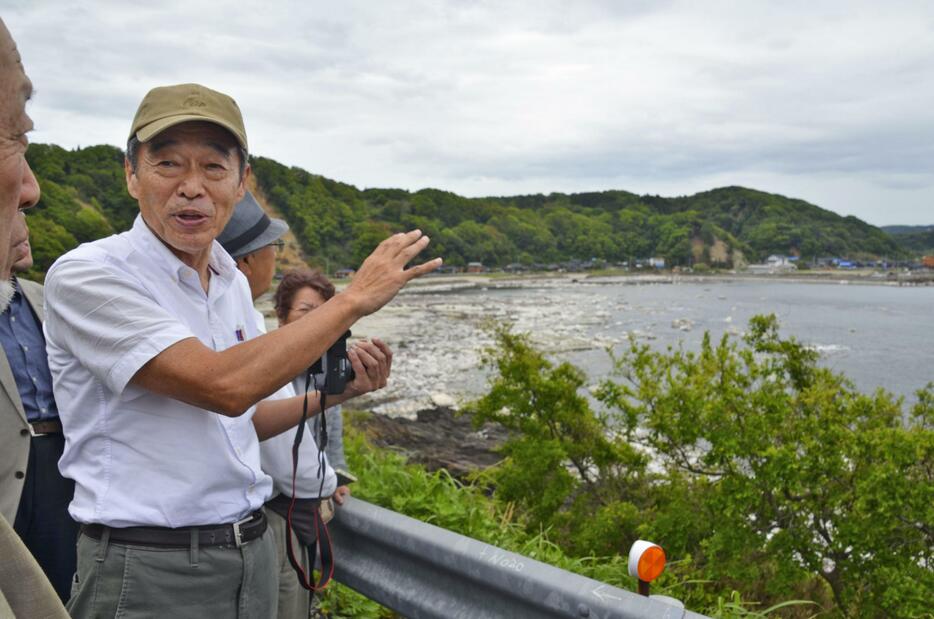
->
<box><xmin>339</xmin><ymin>277</ymin><xmax>933</xmax><ymax>415</ymax></box>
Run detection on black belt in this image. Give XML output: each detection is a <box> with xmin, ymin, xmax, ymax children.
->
<box><xmin>29</xmin><ymin>419</ymin><xmax>63</xmax><ymax>436</ymax></box>
<box><xmin>80</xmin><ymin>510</ymin><xmax>267</xmax><ymax>549</ymax></box>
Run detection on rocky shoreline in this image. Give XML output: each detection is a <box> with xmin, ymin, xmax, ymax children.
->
<box><xmin>351</xmin><ymin>406</ymin><xmax>508</xmax><ymax>478</ymax></box>
<box><xmin>254</xmin><ymin>270</ymin><xmax>931</xmax><ymax>424</ymax></box>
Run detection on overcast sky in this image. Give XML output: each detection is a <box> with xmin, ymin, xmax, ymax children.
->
<box><xmin>3</xmin><ymin>1</ymin><xmax>933</xmax><ymax>225</ymax></box>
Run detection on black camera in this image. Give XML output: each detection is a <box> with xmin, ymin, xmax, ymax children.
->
<box><xmin>310</xmin><ymin>330</ymin><xmax>355</xmax><ymax>395</ymax></box>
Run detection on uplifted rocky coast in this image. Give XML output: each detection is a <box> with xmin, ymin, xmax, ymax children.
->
<box><xmin>254</xmin><ymin>270</ymin><xmax>933</xmax><ymax>470</ymax></box>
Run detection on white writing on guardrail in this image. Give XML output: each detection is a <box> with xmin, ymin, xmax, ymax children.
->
<box><xmin>478</xmin><ymin>546</ymin><xmax>525</xmax><ymax>572</ymax></box>
<box><xmin>592</xmin><ymin>584</ymin><xmax>624</xmax><ymax>603</ymax></box>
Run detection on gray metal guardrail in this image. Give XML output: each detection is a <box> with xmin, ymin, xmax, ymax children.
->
<box><xmin>330</xmin><ymin>497</ymin><xmax>710</xmax><ymax>619</ymax></box>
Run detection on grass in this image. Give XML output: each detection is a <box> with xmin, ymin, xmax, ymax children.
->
<box><xmin>312</xmin><ymin>414</ymin><xmax>817</xmax><ymax>618</ymax></box>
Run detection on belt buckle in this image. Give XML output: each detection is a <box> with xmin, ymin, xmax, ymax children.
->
<box><xmin>232</xmin><ymin>514</ymin><xmax>253</xmax><ymax>548</ymax></box>
<box><xmin>28</xmin><ymin>420</ymin><xmax>61</xmax><ymax>437</ymax></box>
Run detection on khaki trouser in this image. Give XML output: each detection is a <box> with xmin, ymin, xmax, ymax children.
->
<box><xmin>267</xmin><ymin>508</ymin><xmax>311</xmax><ymax>619</ymax></box>
<box><xmin>66</xmin><ymin>526</ymin><xmax>277</xmax><ymax>619</ymax></box>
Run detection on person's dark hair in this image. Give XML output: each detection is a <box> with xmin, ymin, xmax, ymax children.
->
<box><xmin>125</xmin><ymin>135</ymin><xmax>248</xmax><ymax>179</ymax></box>
<box><xmin>274</xmin><ymin>269</ymin><xmax>336</xmax><ymax>323</ymax></box>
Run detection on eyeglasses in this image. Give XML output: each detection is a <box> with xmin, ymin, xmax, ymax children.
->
<box><xmin>268</xmin><ymin>240</ymin><xmax>285</xmax><ymax>254</ymax></box>
<box><xmin>289</xmin><ymin>303</ymin><xmax>320</xmax><ymax>314</ymax></box>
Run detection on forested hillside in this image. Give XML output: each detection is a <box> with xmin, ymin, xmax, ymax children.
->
<box><xmin>251</xmin><ymin>156</ymin><xmax>900</xmax><ymax>270</ymax></box>
<box><xmin>882</xmin><ymin>225</ymin><xmax>934</xmax><ymax>255</ymax></box>
<box><xmin>22</xmin><ymin>144</ymin><xmax>133</xmax><ymax>280</ymax></box>
<box><xmin>882</xmin><ymin>225</ymin><xmax>934</xmax><ymax>235</ymax></box>
<box><xmin>23</xmin><ymin>143</ymin><xmax>902</xmax><ymax>279</ymax></box>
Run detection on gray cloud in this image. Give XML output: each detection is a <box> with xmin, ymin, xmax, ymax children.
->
<box><xmin>3</xmin><ymin>0</ymin><xmax>933</xmax><ymax>225</ymax></box>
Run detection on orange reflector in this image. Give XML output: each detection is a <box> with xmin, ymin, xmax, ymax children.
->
<box><xmin>637</xmin><ymin>545</ymin><xmax>666</xmax><ymax>582</ymax></box>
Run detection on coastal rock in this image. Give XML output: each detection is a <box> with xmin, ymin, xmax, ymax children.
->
<box><xmin>430</xmin><ymin>392</ymin><xmax>457</xmax><ymax>408</ymax></box>
<box><xmin>356</xmin><ymin>407</ymin><xmax>509</xmax><ymax>478</ymax></box>
<box><xmin>671</xmin><ymin>318</ymin><xmax>694</xmax><ymax>331</ymax></box>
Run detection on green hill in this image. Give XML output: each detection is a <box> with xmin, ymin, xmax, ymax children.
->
<box><xmin>881</xmin><ymin>224</ymin><xmax>934</xmax><ymax>235</ymax></box>
<box><xmin>251</xmin><ymin>156</ymin><xmax>900</xmax><ymax>269</ymax></box>
<box><xmin>892</xmin><ymin>231</ymin><xmax>934</xmax><ymax>256</ymax></box>
<box><xmin>22</xmin><ymin>143</ymin><xmax>903</xmax><ymax>279</ymax></box>
<box><xmin>881</xmin><ymin>225</ymin><xmax>934</xmax><ymax>256</ymax></box>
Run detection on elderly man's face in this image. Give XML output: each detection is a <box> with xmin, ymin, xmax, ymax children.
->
<box><xmin>10</xmin><ymin>210</ymin><xmax>32</xmax><ymax>273</ymax></box>
<box><xmin>126</xmin><ymin>121</ymin><xmax>248</xmax><ymax>262</ymax></box>
<box><xmin>236</xmin><ymin>244</ymin><xmax>277</xmax><ymax>302</ymax></box>
<box><xmin>0</xmin><ymin>20</ymin><xmax>40</xmax><ymax>281</ymax></box>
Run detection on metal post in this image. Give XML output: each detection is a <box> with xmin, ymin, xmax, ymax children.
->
<box><xmin>638</xmin><ymin>579</ymin><xmax>650</xmax><ymax>597</ymax></box>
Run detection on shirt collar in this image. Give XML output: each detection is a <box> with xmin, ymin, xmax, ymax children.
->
<box><xmin>2</xmin><ymin>277</ymin><xmax>22</xmax><ymax>314</ymax></box>
<box><xmin>127</xmin><ymin>214</ymin><xmax>238</xmax><ymax>285</ymax></box>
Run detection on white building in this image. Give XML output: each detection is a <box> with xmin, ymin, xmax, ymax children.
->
<box><xmin>747</xmin><ymin>255</ymin><xmax>797</xmax><ymax>274</ymax></box>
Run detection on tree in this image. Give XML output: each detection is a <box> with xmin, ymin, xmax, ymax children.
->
<box><xmin>468</xmin><ymin>317</ymin><xmax>933</xmax><ymax>616</ymax></box>
<box><xmin>600</xmin><ymin>316</ymin><xmax>933</xmax><ymax>614</ymax></box>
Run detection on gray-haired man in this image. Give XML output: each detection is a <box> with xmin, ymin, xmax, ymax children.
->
<box><xmin>0</xmin><ymin>16</ymin><xmax>68</xmax><ymax>619</ymax></box>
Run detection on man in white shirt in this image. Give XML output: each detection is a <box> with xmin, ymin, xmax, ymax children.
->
<box><xmin>44</xmin><ymin>83</ymin><xmax>440</xmax><ymax>618</ymax></box>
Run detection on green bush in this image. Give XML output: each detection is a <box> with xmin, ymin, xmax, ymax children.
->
<box><xmin>463</xmin><ymin>317</ymin><xmax>933</xmax><ymax>617</ymax></box>
<box><xmin>316</xmin><ymin>416</ymin><xmax>802</xmax><ymax>618</ymax></box>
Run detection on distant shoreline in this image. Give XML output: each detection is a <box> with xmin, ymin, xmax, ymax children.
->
<box><xmin>256</xmin><ymin>267</ymin><xmax>930</xmax><ymax>325</ymax></box>
<box><xmin>254</xmin><ymin>266</ymin><xmax>933</xmax><ymax>419</ymax></box>
<box><xmin>326</xmin><ymin>267</ymin><xmax>934</xmax><ymax>293</ymax></box>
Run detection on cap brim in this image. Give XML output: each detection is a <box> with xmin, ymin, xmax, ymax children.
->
<box><xmin>230</xmin><ymin>218</ymin><xmax>289</xmax><ymax>258</ymax></box>
<box><xmin>136</xmin><ymin>114</ymin><xmax>248</xmax><ymax>151</ymax></box>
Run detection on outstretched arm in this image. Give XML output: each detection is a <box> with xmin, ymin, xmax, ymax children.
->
<box><xmin>131</xmin><ymin>230</ymin><xmax>437</xmax><ymax>416</ymax></box>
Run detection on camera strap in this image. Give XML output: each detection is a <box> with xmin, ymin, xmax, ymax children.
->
<box><xmin>284</xmin><ymin>368</ymin><xmax>334</xmax><ymax>593</ymax></box>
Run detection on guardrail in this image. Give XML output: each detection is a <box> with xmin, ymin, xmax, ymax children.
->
<box><xmin>330</xmin><ymin>497</ymin><xmax>710</xmax><ymax>619</ymax></box>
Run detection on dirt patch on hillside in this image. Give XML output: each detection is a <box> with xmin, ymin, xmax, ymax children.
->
<box><xmin>709</xmin><ymin>238</ymin><xmax>729</xmax><ymax>264</ymax></box>
<box><xmin>247</xmin><ymin>177</ymin><xmax>312</xmax><ymax>272</ymax></box>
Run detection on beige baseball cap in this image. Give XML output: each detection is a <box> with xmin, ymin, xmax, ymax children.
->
<box><xmin>128</xmin><ymin>83</ymin><xmax>248</xmax><ymax>151</ymax></box>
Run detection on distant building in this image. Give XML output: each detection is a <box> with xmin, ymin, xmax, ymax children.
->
<box><xmin>333</xmin><ymin>268</ymin><xmax>356</xmax><ymax>279</ymax></box>
<box><xmin>436</xmin><ymin>265</ymin><xmax>464</xmax><ymax>275</ymax></box>
<box><xmin>648</xmin><ymin>257</ymin><xmax>666</xmax><ymax>269</ymax></box>
<box><xmin>747</xmin><ymin>255</ymin><xmax>797</xmax><ymax>274</ymax></box>
<box><xmin>923</xmin><ymin>256</ymin><xmax>934</xmax><ymax>269</ymax></box>
<box><xmin>766</xmin><ymin>255</ymin><xmax>795</xmax><ymax>268</ymax></box>
<box><xmin>560</xmin><ymin>259</ymin><xmax>605</xmax><ymax>271</ymax></box>
<box><xmin>466</xmin><ymin>262</ymin><xmax>486</xmax><ymax>273</ymax></box>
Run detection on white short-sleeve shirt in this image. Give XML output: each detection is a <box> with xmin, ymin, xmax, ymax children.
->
<box><xmin>44</xmin><ymin>215</ymin><xmax>274</xmax><ymax>528</ymax></box>
<box><xmin>253</xmin><ymin>309</ymin><xmax>337</xmax><ymax>500</ymax></box>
